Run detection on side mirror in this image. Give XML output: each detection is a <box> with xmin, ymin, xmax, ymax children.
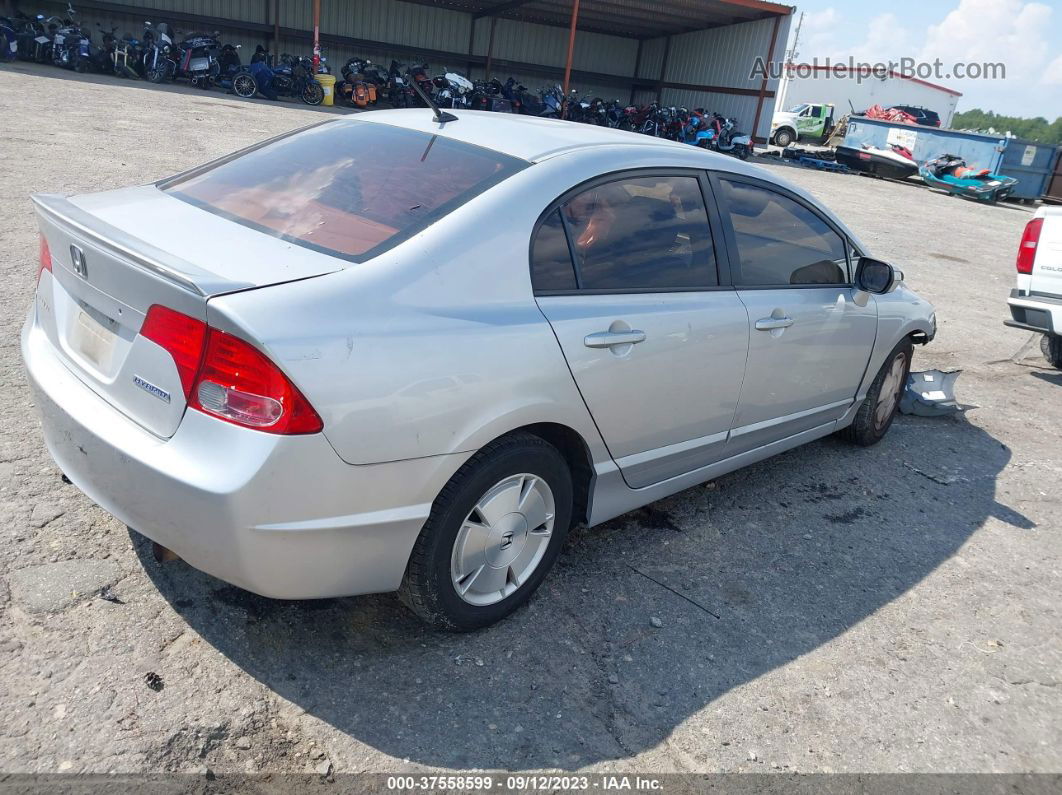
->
<box><xmin>855</xmin><ymin>256</ymin><xmax>900</xmax><ymax>294</ymax></box>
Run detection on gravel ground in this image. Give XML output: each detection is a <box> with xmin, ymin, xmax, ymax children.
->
<box><xmin>0</xmin><ymin>62</ymin><xmax>1060</xmax><ymax>776</ymax></box>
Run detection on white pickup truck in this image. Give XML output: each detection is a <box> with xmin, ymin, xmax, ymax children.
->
<box><xmin>1006</xmin><ymin>207</ymin><xmax>1062</xmax><ymax>368</ymax></box>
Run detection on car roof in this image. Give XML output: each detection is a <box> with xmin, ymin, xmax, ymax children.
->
<box><xmin>340</xmin><ymin>108</ymin><xmax>696</xmax><ymax>163</ymax></box>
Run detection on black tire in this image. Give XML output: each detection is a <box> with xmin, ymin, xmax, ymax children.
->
<box><xmin>1042</xmin><ymin>333</ymin><xmax>1062</xmax><ymax>369</ymax></box>
<box><xmin>398</xmin><ymin>432</ymin><xmax>574</xmax><ymax>631</ymax></box>
<box><xmin>232</xmin><ymin>73</ymin><xmax>257</xmax><ymax>99</ymax></box>
<box><xmin>301</xmin><ymin>81</ymin><xmax>324</xmax><ymax>105</ymax></box>
<box><xmin>773</xmin><ymin>128</ymin><xmax>794</xmax><ymax>148</ymax></box>
<box><xmin>146</xmin><ymin>67</ymin><xmax>166</xmax><ymax>84</ymax></box>
<box><xmin>839</xmin><ymin>337</ymin><xmax>913</xmax><ymax>446</ymax></box>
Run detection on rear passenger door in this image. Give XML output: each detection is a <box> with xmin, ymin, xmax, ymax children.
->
<box><xmin>713</xmin><ymin>175</ymin><xmax>878</xmax><ymax>454</ymax></box>
<box><xmin>532</xmin><ymin>171</ymin><xmax>749</xmax><ymax>489</ymax></box>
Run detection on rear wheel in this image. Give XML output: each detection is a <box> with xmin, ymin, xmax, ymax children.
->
<box><xmin>1042</xmin><ymin>333</ymin><xmax>1062</xmax><ymax>369</ymax></box>
<box><xmin>232</xmin><ymin>72</ymin><xmax>257</xmax><ymax>98</ymax></box>
<box><xmin>839</xmin><ymin>338</ymin><xmax>913</xmax><ymax>446</ymax></box>
<box><xmin>398</xmin><ymin>433</ymin><xmax>573</xmax><ymax>631</ymax></box>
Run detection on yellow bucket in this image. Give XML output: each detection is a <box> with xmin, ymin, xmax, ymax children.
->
<box><xmin>315</xmin><ymin>73</ymin><xmax>336</xmax><ymax>107</ymax></box>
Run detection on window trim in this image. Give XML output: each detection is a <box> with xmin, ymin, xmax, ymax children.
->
<box><xmin>529</xmin><ymin>167</ymin><xmax>729</xmax><ymax>296</ymax></box>
<box><xmin>709</xmin><ymin>171</ymin><xmax>856</xmax><ymax>290</ymax></box>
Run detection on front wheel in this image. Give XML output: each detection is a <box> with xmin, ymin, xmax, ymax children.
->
<box><xmin>772</xmin><ymin>128</ymin><xmax>793</xmax><ymax>148</ymax></box>
<box><xmin>398</xmin><ymin>433</ymin><xmax>573</xmax><ymax>631</ymax></box>
<box><xmin>1042</xmin><ymin>333</ymin><xmax>1062</xmax><ymax>369</ymax></box>
<box><xmin>839</xmin><ymin>338</ymin><xmax>913</xmax><ymax>446</ymax></box>
<box><xmin>301</xmin><ymin>81</ymin><xmax>324</xmax><ymax>105</ymax></box>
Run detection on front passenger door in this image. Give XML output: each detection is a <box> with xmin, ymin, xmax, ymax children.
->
<box><xmin>715</xmin><ymin>176</ymin><xmax>878</xmax><ymax>454</ymax></box>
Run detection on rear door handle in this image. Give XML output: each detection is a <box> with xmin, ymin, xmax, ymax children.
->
<box><xmin>755</xmin><ymin>316</ymin><xmax>794</xmax><ymax>331</ymax></box>
<box><xmin>584</xmin><ymin>330</ymin><xmax>647</xmax><ymax>348</ymax></box>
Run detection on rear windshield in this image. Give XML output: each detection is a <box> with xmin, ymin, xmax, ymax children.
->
<box><xmin>162</xmin><ymin>120</ymin><xmax>527</xmax><ymax>262</ymax></box>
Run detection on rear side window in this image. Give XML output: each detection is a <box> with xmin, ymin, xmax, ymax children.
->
<box><xmin>720</xmin><ymin>179</ymin><xmax>848</xmax><ymax>286</ymax></box>
<box><xmin>530</xmin><ymin>174</ymin><xmax>718</xmax><ymax>292</ymax></box>
<box><xmin>531</xmin><ymin>210</ymin><xmax>578</xmax><ymax>290</ymax></box>
<box><xmin>162</xmin><ymin>121</ymin><xmax>526</xmax><ymax>262</ymax></box>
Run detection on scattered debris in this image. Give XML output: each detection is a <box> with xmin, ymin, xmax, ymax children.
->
<box><xmin>144</xmin><ymin>671</ymin><xmax>164</xmax><ymax>692</ymax></box>
<box><xmin>234</xmin><ymin>736</ymin><xmax>252</xmax><ymax>750</ymax></box>
<box><xmin>608</xmin><ymin>674</ymin><xmax>619</xmax><ymax>685</ymax></box>
<box><xmin>98</xmin><ymin>585</ymin><xmax>124</xmax><ymax>604</ymax></box>
<box><xmin>900</xmin><ymin>370</ymin><xmax>966</xmax><ymax>416</ymax></box>
<box><xmin>649</xmin><ymin>616</ymin><xmax>663</xmax><ymax>629</ymax></box>
<box><xmin>315</xmin><ymin>759</ymin><xmax>333</xmax><ymax>777</ymax></box>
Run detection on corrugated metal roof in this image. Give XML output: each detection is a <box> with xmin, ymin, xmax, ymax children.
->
<box><xmin>404</xmin><ymin>0</ymin><xmax>792</xmax><ymax>39</ymax></box>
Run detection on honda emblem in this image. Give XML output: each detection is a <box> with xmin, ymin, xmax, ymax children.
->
<box><xmin>70</xmin><ymin>245</ymin><xmax>88</xmax><ymax>279</ymax></box>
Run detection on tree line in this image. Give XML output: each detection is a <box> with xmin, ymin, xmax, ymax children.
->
<box><xmin>951</xmin><ymin>109</ymin><xmax>1062</xmax><ymax>144</ymax></box>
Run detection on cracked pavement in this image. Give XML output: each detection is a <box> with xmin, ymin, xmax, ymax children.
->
<box><xmin>0</xmin><ymin>63</ymin><xmax>1059</xmax><ymax>775</ymax></box>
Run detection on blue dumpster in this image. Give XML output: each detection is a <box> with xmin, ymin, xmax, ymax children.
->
<box><xmin>999</xmin><ymin>139</ymin><xmax>1062</xmax><ymax>201</ymax></box>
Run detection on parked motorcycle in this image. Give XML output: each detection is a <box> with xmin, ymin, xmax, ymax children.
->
<box><xmin>111</xmin><ymin>33</ymin><xmax>143</xmax><ymax>79</ymax></box>
<box><xmin>432</xmin><ymin>71</ymin><xmax>473</xmax><ymax>109</ymax></box>
<box><xmin>88</xmin><ymin>24</ymin><xmax>119</xmax><ymax>74</ymax></box>
<box><xmin>216</xmin><ymin>43</ymin><xmax>256</xmax><ymax>98</ymax></box>
<box><xmin>709</xmin><ymin>113</ymin><xmax>752</xmax><ymax>159</ymax></box>
<box><xmin>50</xmin><ymin>8</ymin><xmax>91</xmax><ymax>73</ymax></box>
<box><xmin>141</xmin><ymin>21</ymin><xmax>177</xmax><ymax>83</ymax></box>
<box><xmin>0</xmin><ymin>15</ymin><xmax>17</xmax><ymax>61</ymax></box>
<box><xmin>175</xmin><ymin>30</ymin><xmax>221</xmax><ymax>88</ymax></box>
<box><xmin>339</xmin><ymin>57</ymin><xmax>385</xmax><ymax>107</ymax></box>
<box><xmin>272</xmin><ymin>53</ymin><xmax>324</xmax><ymax>105</ymax></box>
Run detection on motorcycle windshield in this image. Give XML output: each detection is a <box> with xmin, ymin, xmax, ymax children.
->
<box><xmin>162</xmin><ymin>120</ymin><xmax>527</xmax><ymax>262</ymax></box>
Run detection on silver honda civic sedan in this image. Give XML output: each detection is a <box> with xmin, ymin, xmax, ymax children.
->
<box><xmin>21</xmin><ymin>110</ymin><xmax>935</xmax><ymax>630</ymax></box>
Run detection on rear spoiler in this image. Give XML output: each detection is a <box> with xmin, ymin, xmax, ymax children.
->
<box><xmin>31</xmin><ymin>193</ymin><xmax>256</xmax><ymax>297</ymax></box>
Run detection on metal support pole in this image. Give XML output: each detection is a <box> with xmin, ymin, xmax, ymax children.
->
<box><xmin>561</xmin><ymin>0</ymin><xmax>580</xmax><ymax>98</ymax></box>
<box><xmin>630</xmin><ymin>38</ymin><xmax>644</xmax><ymax>105</ymax></box>
<box><xmin>485</xmin><ymin>16</ymin><xmax>497</xmax><ymax>80</ymax></box>
<box><xmin>273</xmin><ymin>0</ymin><xmax>280</xmax><ymax>65</ymax></box>
<box><xmin>655</xmin><ymin>36</ymin><xmax>671</xmax><ymax>105</ymax></box>
<box><xmin>751</xmin><ymin>14</ymin><xmax>781</xmax><ymax>144</ymax></box>
<box><xmin>466</xmin><ymin>16</ymin><xmax>476</xmax><ymax>75</ymax></box>
<box><xmin>312</xmin><ymin>0</ymin><xmax>321</xmax><ymax>72</ymax></box>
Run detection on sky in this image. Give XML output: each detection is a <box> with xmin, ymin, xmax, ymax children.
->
<box><xmin>783</xmin><ymin>0</ymin><xmax>1062</xmax><ymax>118</ymax></box>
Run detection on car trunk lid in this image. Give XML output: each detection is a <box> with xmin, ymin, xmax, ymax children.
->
<box><xmin>32</xmin><ymin>187</ymin><xmax>344</xmax><ymax>438</ymax></box>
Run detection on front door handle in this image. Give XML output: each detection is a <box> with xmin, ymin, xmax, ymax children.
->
<box><xmin>755</xmin><ymin>316</ymin><xmax>794</xmax><ymax>331</ymax></box>
<box><xmin>584</xmin><ymin>330</ymin><xmax>647</xmax><ymax>348</ymax></box>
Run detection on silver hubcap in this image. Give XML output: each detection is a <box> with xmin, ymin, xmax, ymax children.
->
<box><xmin>874</xmin><ymin>352</ymin><xmax>907</xmax><ymax>429</ymax></box>
<box><xmin>451</xmin><ymin>474</ymin><xmax>555</xmax><ymax>606</ymax></box>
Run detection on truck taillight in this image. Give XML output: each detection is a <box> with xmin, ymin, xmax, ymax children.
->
<box><xmin>140</xmin><ymin>305</ymin><xmax>323</xmax><ymax>435</ymax></box>
<box><xmin>38</xmin><ymin>236</ymin><xmax>52</xmax><ymax>283</ymax></box>
<box><xmin>1016</xmin><ymin>218</ymin><xmax>1043</xmax><ymax>275</ymax></box>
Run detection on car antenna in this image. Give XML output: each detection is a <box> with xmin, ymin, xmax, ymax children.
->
<box><xmin>408</xmin><ymin>74</ymin><xmax>458</xmax><ymax>124</ymax></box>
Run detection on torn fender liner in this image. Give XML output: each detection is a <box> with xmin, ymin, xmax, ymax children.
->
<box><xmin>900</xmin><ymin>370</ymin><xmax>968</xmax><ymax>417</ymax></box>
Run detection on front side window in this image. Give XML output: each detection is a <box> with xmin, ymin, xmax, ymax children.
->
<box><xmin>536</xmin><ymin>175</ymin><xmax>717</xmax><ymax>291</ymax></box>
<box><xmin>720</xmin><ymin>179</ymin><xmax>848</xmax><ymax>287</ymax></box>
<box><xmin>163</xmin><ymin>120</ymin><xmax>526</xmax><ymax>262</ymax></box>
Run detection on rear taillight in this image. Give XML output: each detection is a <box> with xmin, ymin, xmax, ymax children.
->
<box><xmin>140</xmin><ymin>305</ymin><xmax>207</xmax><ymax>397</ymax></box>
<box><xmin>37</xmin><ymin>236</ymin><xmax>52</xmax><ymax>283</ymax></box>
<box><xmin>1016</xmin><ymin>218</ymin><xmax>1043</xmax><ymax>275</ymax></box>
<box><xmin>140</xmin><ymin>305</ymin><xmax>323</xmax><ymax>435</ymax></box>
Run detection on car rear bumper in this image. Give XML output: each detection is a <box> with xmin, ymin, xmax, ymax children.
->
<box><xmin>21</xmin><ymin>304</ymin><xmax>469</xmax><ymax>599</ymax></box>
<box><xmin>1006</xmin><ymin>290</ymin><xmax>1060</xmax><ymax>335</ymax></box>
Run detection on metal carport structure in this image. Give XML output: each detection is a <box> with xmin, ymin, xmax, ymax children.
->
<box><xmin>30</xmin><ymin>0</ymin><xmax>794</xmax><ymax>139</ymax></box>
